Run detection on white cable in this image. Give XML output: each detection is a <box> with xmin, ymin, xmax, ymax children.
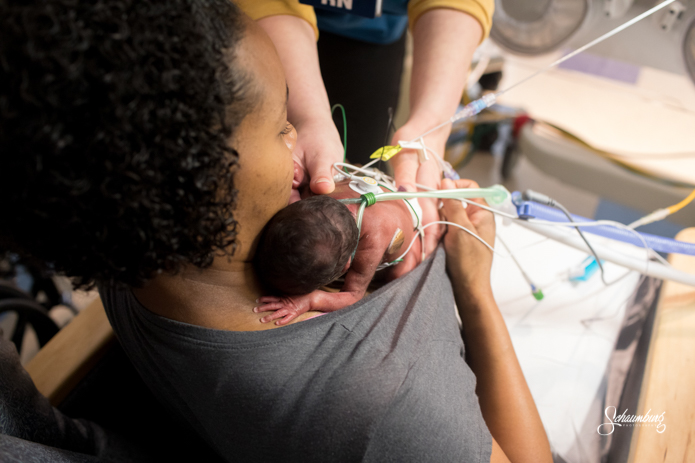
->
<box><xmin>391</xmin><ymin>220</ymin><xmax>506</xmax><ymax>268</ymax></box>
<box><xmin>333</xmin><ymin>162</ymin><xmax>396</xmax><ymax>187</ymax></box>
<box><xmin>499</xmin><ymin>0</ymin><xmax>678</xmax><ymax>96</ymax></box>
<box><xmin>516</xmin><ymin>220</ymin><xmax>695</xmax><ymax>287</ymax></box>
<box><xmin>422</xmin><ymin>145</ymin><xmax>450</xmax><ymax>175</ymax></box>
<box><xmin>359</xmin><ymin>187</ymin><xmax>685</xmax><ymax>285</ymax></box>
<box><xmin>522</xmin><ymin>217</ymin><xmax>673</xmax><ymax>279</ymax></box>
<box><xmin>627</xmin><ymin>208</ymin><xmax>670</xmax><ymax>229</ymax></box>
<box><xmin>525</xmin><ymin>218</ymin><xmax>649</xmax><ymax>246</ymax></box>
<box><xmin>402</xmin><ymin>0</ymin><xmax>678</xmax><ymax>146</ymax></box>
<box><xmin>458</xmin><ymin>198</ymin><xmax>519</xmax><ymax>220</ymax></box>
<box><xmin>391</xmin><ymin>181</ymin><xmax>664</xmax><ymax>270</ymax></box>
<box><xmin>497</xmin><ymin>234</ymin><xmax>537</xmax><ymax>289</ymax></box>
<box><xmin>422</xmin><ymin>193</ymin><xmax>670</xmax><ymax>283</ymax></box>
<box><xmin>331</xmin><ymin>162</ymin><xmax>678</xmax><ymax>281</ymax></box>
<box><xmin>523</xmin><ymin>218</ymin><xmax>662</xmax><ymax>262</ymax></box>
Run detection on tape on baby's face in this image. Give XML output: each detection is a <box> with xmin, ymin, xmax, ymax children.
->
<box><xmin>387</xmin><ymin>228</ymin><xmax>405</xmax><ymax>255</ymax></box>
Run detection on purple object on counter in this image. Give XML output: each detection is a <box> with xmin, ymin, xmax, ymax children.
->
<box><xmin>558</xmin><ymin>51</ymin><xmax>641</xmax><ymax>85</ymax></box>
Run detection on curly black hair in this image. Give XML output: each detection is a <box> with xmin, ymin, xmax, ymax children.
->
<box><xmin>0</xmin><ymin>0</ymin><xmax>255</xmax><ymax>287</ymax></box>
<box><xmin>255</xmin><ymin>196</ymin><xmax>359</xmax><ymax>296</ymax></box>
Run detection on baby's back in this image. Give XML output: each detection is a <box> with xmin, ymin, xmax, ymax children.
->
<box><xmin>327</xmin><ymin>181</ymin><xmax>421</xmax><ymax>272</ymax></box>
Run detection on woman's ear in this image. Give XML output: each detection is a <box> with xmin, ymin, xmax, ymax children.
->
<box><xmin>292</xmin><ymin>161</ymin><xmax>305</xmax><ymax>189</ymax></box>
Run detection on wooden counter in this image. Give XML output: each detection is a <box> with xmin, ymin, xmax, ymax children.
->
<box><xmin>629</xmin><ymin>227</ymin><xmax>695</xmax><ymax>462</ymax></box>
<box><xmin>25</xmin><ymin>297</ymin><xmax>114</xmax><ymax>406</ymax></box>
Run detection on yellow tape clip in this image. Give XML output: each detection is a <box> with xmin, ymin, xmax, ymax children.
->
<box><xmin>369</xmin><ymin>145</ymin><xmax>402</xmax><ymax>161</ymax></box>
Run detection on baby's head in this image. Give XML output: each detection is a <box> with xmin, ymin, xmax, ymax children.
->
<box><xmin>256</xmin><ymin>195</ymin><xmax>359</xmax><ymax>295</ymax></box>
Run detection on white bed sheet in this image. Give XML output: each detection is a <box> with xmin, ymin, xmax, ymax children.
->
<box><xmin>491</xmin><ymin>217</ymin><xmax>647</xmax><ymax>462</ymax></box>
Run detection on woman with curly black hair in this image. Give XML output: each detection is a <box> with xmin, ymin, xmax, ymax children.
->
<box><xmin>0</xmin><ymin>1</ymin><xmax>551</xmax><ymax>462</ymax></box>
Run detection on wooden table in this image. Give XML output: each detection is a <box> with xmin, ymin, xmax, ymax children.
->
<box><xmin>25</xmin><ymin>298</ymin><xmax>114</xmax><ymax>406</ymax></box>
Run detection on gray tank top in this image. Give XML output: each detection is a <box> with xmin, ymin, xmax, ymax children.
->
<box><xmin>100</xmin><ymin>248</ymin><xmax>491</xmax><ymax>462</ymax></box>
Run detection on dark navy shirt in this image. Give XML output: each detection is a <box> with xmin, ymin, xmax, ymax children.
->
<box><xmin>317</xmin><ymin>0</ymin><xmax>409</xmax><ymax>44</ymax></box>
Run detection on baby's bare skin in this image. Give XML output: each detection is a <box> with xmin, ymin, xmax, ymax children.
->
<box><xmin>255</xmin><ymin>180</ymin><xmax>422</xmax><ymax>325</ymax></box>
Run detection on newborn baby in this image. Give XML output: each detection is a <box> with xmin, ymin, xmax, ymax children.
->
<box><xmin>254</xmin><ymin>180</ymin><xmax>423</xmax><ymax>325</ymax></box>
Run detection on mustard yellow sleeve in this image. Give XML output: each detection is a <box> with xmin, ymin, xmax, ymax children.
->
<box><xmin>408</xmin><ymin>0</ymin><xmax>494</xmax><ymax>43</ymax></box>
<box><xmin>235</xmin><ymin>0</ymin><xmax>318</xmax><ymax>39</ymax></box>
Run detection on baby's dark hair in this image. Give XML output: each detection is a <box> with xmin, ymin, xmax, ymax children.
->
<box><xmin>256</xmin><ymin>196</ymin><xmax>359</xmax><ymax>295</ymax></box>
<box><xmin>0</xmin><ymin>0</ymin><xmax>254</xmax><ymax>288</ymax></box>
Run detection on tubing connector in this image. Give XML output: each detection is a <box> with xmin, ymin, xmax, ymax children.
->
<box><xmin>361</xmin><ymin>192</ymin><xmax>377</xmax><ymax>207</ymax></box>
<box><xmin>627</xmin><ymin>208</ymin><xmax>670</xmax><ymax>230</ymax></box>
<box><xmin>530</xmin><ymin>284</ymin><xmax>544</xmax><ymax>301</ymax></box>
<box><xmin>451</xmin><ymin>93</ymin><xmax>498</xmax><ymax>123</ymax></box>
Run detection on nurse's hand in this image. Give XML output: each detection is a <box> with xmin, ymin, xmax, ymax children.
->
<box><xmin>292</xmin><ymin>116</ymin><xmax>344</xmax><ymax>196</ymax></box>
<box><xmin>390</xmin><ymin>123</ymin><xmax>448</xmax><ymax>257</ymax></box>
<box><xmin>256</xmin><ymin>15</ymin><xmax>343</xmax><ymax>196</ymax></box>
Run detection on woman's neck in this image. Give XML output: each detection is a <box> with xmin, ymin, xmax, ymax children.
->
<box><xmin>132</xmin><ymin>258</ymin><xmax>318</xmax><ymax>331</ymax></box>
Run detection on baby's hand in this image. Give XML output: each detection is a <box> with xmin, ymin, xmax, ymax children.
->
<box><xmin>254</xmin><ymin>294</ymin><xmax>315</xmax><ymax>326</ymax></box>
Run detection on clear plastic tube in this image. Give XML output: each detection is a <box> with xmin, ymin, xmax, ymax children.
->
<box><xmin>408</xmin><ymin>93</ymin><xmax>498</xmax><ymax>143</ymax></box>
<box><xmin>406</xmin><ymin>0</ymin><xmax>677</xmax><ymax>146</ymax></box>
<box><xmin>451</xmin><ymin>93</ymin><xmax>498</xmax><ymax>124</ymax></box>
<box><xmin>371</xmin><ymin>185</ymin><xmax>509</xmax><ymax>206</ymax></box>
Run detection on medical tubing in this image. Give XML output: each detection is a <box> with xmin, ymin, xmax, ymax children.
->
<box><xmin>421</xmin><ymin>145</ymin><xmax>460</xmax><ymax>180</ymax></box>
<box><xmin>499</xmin><ymin>0</ymin><xmax>677</xmax><ymax>96</ymax></box>
<box><xmin>395</xmin><ymin>221</ymin><xmax>500</xmax><ymax>264</ymax></box>
<box><xmin>516</xmin><ymin>220</ymin><xmax>695</xmax><ymax>287</ymax></box>
<box><xmin>669</xmin><ymin>187</ymin><xmax>695</xmax><ymax>213</ymax></box>
<box><xmin>362</xmin><ymin>158</ymin><xmax>380</xmax><ymax>169</ymax></box>
<box><xmin>338</xmin><ymin>198</ymin><xmax>363</xmax><ymax>205</ymax></box>
<box><xmin>522</xmin><ymin>190</ymin><xmax>607</xmax><ymax>283</ymax></box>
<box><xmin>349</xmin><ymin>200</ymin><xmax>368</xmax><ymax>261</ymax></box>
<box><xmin>627</xmin><ymin>187</ymin><xmax>695</xmax><ymax>229</ymax></box>
<box><xmin>362</xmin><ymin>193</ymin><xmax>377</xmax><ymax>207</ymax></box>
<box><xmin>515</xmin><ymin>199</ymin><xmax>695</xmax><ymax>256</ymax></box>
<box><xmin>407</xmin><ymin>93</ymin><xmax>498</xmax><ymax>143</ymax></box>
<box><xmin>370</xmin><ymin>188</ymin><xmax>508</xmax><ymax>205</ymax></box>
<box><xmin>555</xmin><ymin>201</ymin><xmax>608</xmax><ymax>284</ymax></box>
<box><xmin>520</xmin><ymin>217</ymin><xmax>655</xmax><ymax>285</ymax></box>
<box><xmin>414</xmin><ymin>183</ymin><xmax>522</xmax><ymax>219</ymax></box>
<box><xmin>333</xmin><ymin>162</ymin><xmax>395</xmax><ymax>186</ymax></box>
<box><xmin>498</xmin><ymin>235</ymin><xmax>533</xmax><ymax>286</ymax></box>
<box><xmin>404</xmin><ymin>0</ymin><xmax>676</xmax><ymax>147</ymax></box>
<box><xmin>627</xmin><ymin>208</ymin><xmax>671</xmax><ymax>229</ymax></box>
<box><xmin>356</xmin><ymin>201</ymin><xmax>367</xmax><ymax>232</ymax></box>
<box><xmin>333</xmin><ymin>162</ymin><xmax>504</xmax><ymax>206</ymax></box>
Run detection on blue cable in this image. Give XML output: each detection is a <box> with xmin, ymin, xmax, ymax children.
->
<box><xmin>513</xmin><ymin>193</ymin><xmax>695</xmax><ymax>256</ymax></box>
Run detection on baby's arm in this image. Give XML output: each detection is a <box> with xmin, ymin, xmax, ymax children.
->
<box><xmin>255</xmin><ymin>238</ymin><xmax>388</xmax><ymax>325</ymax></box>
